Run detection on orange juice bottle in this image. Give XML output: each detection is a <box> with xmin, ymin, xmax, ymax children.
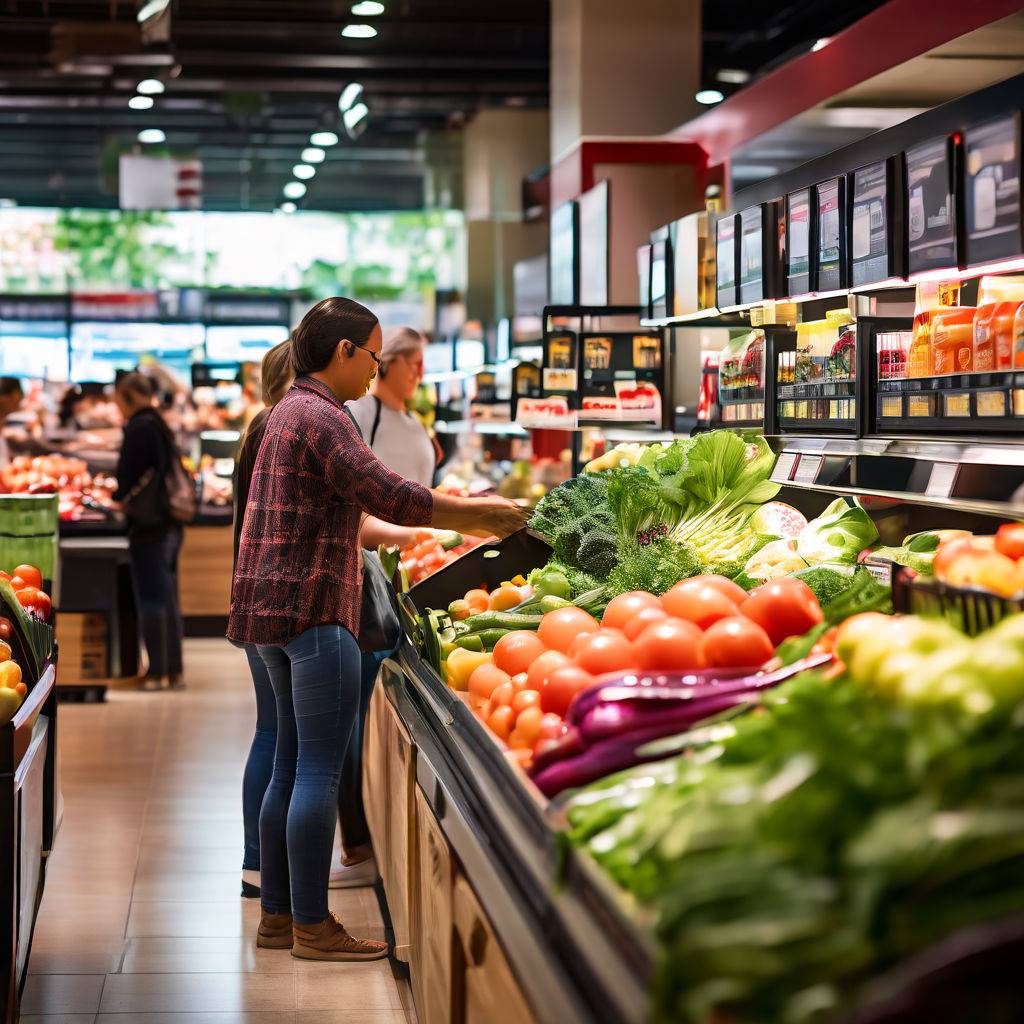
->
<box><xmin>932</xmin><ymin>308</ymin><xmax>977</xmax><ymax>375</ymax></box>
<box><xmin>973</xmin><ymin>276</ymin><xmax>1024</xmax><ymax>371</ymax></box>
<box><xmin>907</xmin><ymin>281</ymin><xmax>960</xmax><ymax>378</ymax></box>
<box><xmin>1014</xmin><ymin>302</ymin><xmax>1024</xmax><ymax>369</ymax></box>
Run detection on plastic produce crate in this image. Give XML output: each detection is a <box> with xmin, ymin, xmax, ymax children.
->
<box><xmin>892</xmin><ymin>567</ymin><xmax>1023</xmax><ymax>637</ymax></box>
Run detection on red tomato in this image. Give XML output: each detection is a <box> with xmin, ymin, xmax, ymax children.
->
<box><xmin>526</xmin><ymin>649</ymin><xmax>572</xmax><ymax>691</ymax></box>
<box><xmin>513</xmin><ymin>705</ymin><xmax>544</xmax><ymax>745</ymax></box>
<box><xmin>632</xmin><ymin>617</ymin><xmax>704</xmax><ymax>672</ymax></box>
<box><xmin>510</xmin><ymin>672</ymin><xmax>529</xmax><ymax>691</ymax></box>
<box><xmin>601</xmin><ymin>591</ymin><xmax>662</xmax><ymax>631</ymax></box>
<box><xmin>740</xmin><ymin>578</ymin><xmax>823</xmax><ymax>646</ymax></box>
<box><xmin>468</xmin><ymin>664</ymin><xmax>511</xmax><ymax>708</ymax></box>
<box><xmin>698</xmin><ymin>616</ymin><xmax>774</xmax><ymax>670</ymax></box>
<box><xmin>0</xmin><ymin>572</ymin><xmax>9</xmax><ymax>584</ymax></box>
<box><xmin>995</xmin><ymin>523</ymin><xmax>1024</xmax><ymax>561</ymax></box>
<box><xmin>572</xmin><ymin>629</ymin><xmax>637</xmax><ymax>676</ymax></box>
<box><xmin>661</xmin><ymin>583</ymin><xmax>738</xmax><ymax>630</ymax></box>
<box><xmin>622</xmin><ymin>605</ymin><xmax>668</xmax><ymax>641</ymax></box>
<box><xmin>18</xmin><ymin>587</ymin><xmax>51</xmax><ymax>620</ymax></box>
<box><xmin>487</xmin><ymin>704</ymin><xmax>515</xmax><ymax>741</ymax></box>
<box><xmin>511</xmin><ymin>688</ymin><xmax>542</xmax><ymax>714</ymax></box>
<box><xmin>674</xmin><ymin>574</ymin><xmax>748</xmax><ymax>607</ymax></box>
<box><xmin>489</xmin><ymin>682</ymin><xmax>516</xmax><ymax>708</ymax></box>
<box><xmin>14</xmin><ymin>565</ymin><xmax>40</xmax><ymax>588</ymax></box>
<box><xmin>9</xmin><ymin>576</ymin><xmax>27</xmax><ymax>592</ymax></box>
<box><xmin>492</xmin><ymin>631</ymin><xmax>547</xmax><ymax>677</ymax></box>
<box><xmin>538</xmin><ymin>712</ymin><xmax>565</xmax><ymax>739</ymax></box>
<box><xmin>540</xmin><ymin>664</ymin><xmax>595</xmax><ymax>716</ymax></box>
<box><xmin>537</xmin><ymin>607</ymin><xmax>599</xmax><ymax>653</ymax></box>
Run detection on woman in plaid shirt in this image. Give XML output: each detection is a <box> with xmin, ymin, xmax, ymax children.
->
<box><xmin>229</xmin><ymin>297</ymin><xmax>526</xmax><ymax>961</ymax></box>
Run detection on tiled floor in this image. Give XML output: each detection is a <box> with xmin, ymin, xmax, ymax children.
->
<box><xmin>24</xmin><ymin>639</ymin><xmax>414</xmax><ymax>1024</ymax></box>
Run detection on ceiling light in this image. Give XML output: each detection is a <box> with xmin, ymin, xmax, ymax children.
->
<box><xmin>128</xmin><ymin>95</ymin><xmax>154</xmax><ymax>110</ymax></box>
<box><xmin>137</xmin><ymin>0</ymin><xmax>169</xmax><ymax>22</ymax></box>
<box><xmin>343</xmin><ymin>101</ymin><xmax>368</xmax><ymax>131</ymax></box>
<box><xmin>280</xmin><ymin>202</ymin><xmax>297</xmax><ymax>214</ymax></box>
<box><xmin>695</xmin><ymin>89</ymin><xmax>724</xmax><ymax>105</ymax></box>
<box><xmin>293</xmin><ymin>163</ymin><xmax>316</xmax><ymax>180</ymax></box>
<box><xmin>136</xmin><ymin>79</ymin><xmax>165</xmax><ymax>95</ymax></box>
<box><xmin>310</xmin><ymin>131</ymin><xmax>339</xmax><ymax>147</ymax></box>
<box><xmin>301</xmin><ymin>147</ymin><xmax>326</xmax><ymax>164</ymax></box>
<box><xmin>811</xmin><ymin>37</ymin><xmax>830</xmax><ymax>52</ymax></box>
<box><xmin>351</xmin><ymin>1</ymin><xmax>384</xmax><ymax>14</ymax></box>
<box><xmin>339</xmin><ymin>82</ymin><xmax>364</xmax><ymax>111</ymax></box>
<box><xmin>0</xmin><ymin>199</ymin><xmax>16</xmax><ymax>208</ymax></box>
<box><xmin>716</xmin><ymin>68</ymin><xmax>750</xmax><ymax>85</ymax></box>
<box><xmin>341</xmin><ymin>23</ymin><xmax>377</xmax><ymax>38</ymax></box>
<box><xmin>137</xmin><ymin>128</ymin><xmax>166</xmax><ymax>143</ymax></box>
<box><xmin>283</xmin><ymin>181</ymin><xmax>307</xmax><ymax>199</ymax></box>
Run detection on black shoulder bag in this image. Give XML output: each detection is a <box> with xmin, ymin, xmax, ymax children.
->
<box><xmin>343</xmin><ymin>404</ymin><xmax>402</xmax><ymax>654</ymax></box>
<box><xmin>123</xmin><ymin>415</ymin><xmax>198</xmax><ymax>529</ymax></box>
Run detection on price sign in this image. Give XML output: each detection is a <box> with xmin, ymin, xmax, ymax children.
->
<box><xmin>772</xmin><ymin>452</ymin><xmax>798</xmax><ymax>482</ymax></box>
<box><xmin>794</xmin><ymin>455</ymin><xmax>823</xmax><ymax>486</ymax></box>
<box><xmin>926</xmin><ymin>462</ymin><xmax>958</xmax><ymax>498</ymax></box>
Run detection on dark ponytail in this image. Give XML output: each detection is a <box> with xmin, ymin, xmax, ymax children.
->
<box><xmin>290</xmin><ymin>297</ymin><xmax>379</xmax><ymax>376</ymax></box>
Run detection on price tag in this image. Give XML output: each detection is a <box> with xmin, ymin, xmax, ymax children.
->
<box><xmin>1015</xmin><ymin>389</ymin><xmax>1024</xmax><ymax>417</ymax></box>
<box><xmin>943</xmin><ymin>393</ymin><xmax>971</xmax><ymax>417</ymax></box>
<box><xmin>772</xmin><ymin>452</ymin><xmax>798</xmax><ymax>482</ymax></box>
<box><xmin>908</xmin><ymin>395</ymin><xmax>934</xmax><ymax>417</ymax></box>
<box><xmin>926</xmin><ymin>462</ymin><xmax>958</xmax><ymax>498</ymax></box>
<box><xmin>880</xmin><ymin>396</ymin><xmax>903</xmax><ymax>418</ymax></box>
<box><xmin>794</xmin><ymin>455</ymin><xmax>823</xmax><ymax>486</ymax></box>
<box><xmin>977</xmin><ymin>391</ymin><xmax>1007</xmax><ymax>417</ymax></box>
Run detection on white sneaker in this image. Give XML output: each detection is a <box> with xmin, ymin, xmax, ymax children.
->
<box><xmin>328</xmin><ymin>856</ymin><xmax>378</xmax><ymax>889</ymax></box>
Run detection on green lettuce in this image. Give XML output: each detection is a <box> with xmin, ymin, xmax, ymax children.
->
<box><xmin>796</xmin><ymin>497</ymin><xmax>879</xmax><ymax>566</ymax></box>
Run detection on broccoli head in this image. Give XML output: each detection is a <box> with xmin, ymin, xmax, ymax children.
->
<box><xmin>577</xmin><ymin>529</ymin><xmax>618</xmax><ymax>578</ymax></box>
<box><xmin>607</xmin><ymin>538</ymin><xmax>704</xmax><ymax>597</ymax></box>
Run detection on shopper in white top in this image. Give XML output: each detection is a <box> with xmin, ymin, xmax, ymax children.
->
<box><xmin>345</xmin><ymin>327</ymin><xmax>437</xmax><ymax>487</ymax></box>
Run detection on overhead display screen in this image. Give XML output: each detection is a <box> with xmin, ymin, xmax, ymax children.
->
<box><xmin>850</xmin><ymin>160</ymin><xmax>890</xmax><ymax>286</ymax></box>
<box><xmin>739</xmin><ymin>206</ymin><xmax>764</xmax><ymax>304</ymax></box>
<box><xmin>715</xmin><ymin>214</ymin><xmax>738</xmax><ymax>308</ymax></box>
<box><xmin>964</xmin><ymin>113</ymin><xmax>1022</xmax><ymax>266</ymax></box>
<box><xmin>815</xmin><ymin>177</ymin><xmax>845</xmax><ymax>292</ymax></box>
<box><xmin>905</xmin><ymin>135</ymin><xmax>957</xmax><ymax>274</ymax></box>
<box><xmin>578</xmin><ymin>180</ymin><xmax>608</xmax><ymax>307</ymax></box>
<box><xmin>549</xmin><ymin>201</ymin><xmax>578</xmax><ymax>306</ymax></box>
<box><xmin>787</xmin><ymin>188</ymin><xmax>812</xmax><ymax>295</ymax></box>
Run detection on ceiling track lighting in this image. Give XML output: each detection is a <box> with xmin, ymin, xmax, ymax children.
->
<box><xmin>128</xmin><ymin>95</ymin><xmax>154</xmax><ymax>110</ymax></box>
<box><xmin>351</xmin><ymin>1</ymin><xmax>384</xmax><ymax>14</ymax></box>
<box><xmin>137</xmin><ymin>79</ymin><xmax>165</xmax><ymax>95</ymax></box>
<box><xmin>310</xmin><ymin>131</ymin><xmax>339</xmax><ymax>147</ymax></box>
<box><xmin>341</xmin><ymin>23</ymin><xmax>377</xmax><ymax>38</ymax></box>
<box><xmin>339</xmin><ymin>82</ymin><xmax>364</xmax><ymax>112</ymax></box>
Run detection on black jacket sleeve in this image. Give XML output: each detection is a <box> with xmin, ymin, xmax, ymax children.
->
<box><xmin>114</xmin><ymin>414</ymin><xmax>166</xmax><ymax>502</ymax></box>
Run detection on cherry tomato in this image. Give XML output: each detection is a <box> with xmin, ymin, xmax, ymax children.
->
<box><xmin>13</xmin><ymin>564</ymin><xmax>41</xmax><ymax>590</ymax></box>
<box><xmin>572</xmin><ymin>629</ymin><xmax>637</xmax><ymax>676</ymax></box>
<box><xmin>740</xmin><ymin>577</ymin><xmax>823</xmax><ymax>646</ymax></box>
<box><xmin>539</xmin><ymin>664</ymin><xmax>595</xmax><ymax>716</ymax></box>
<box><xmin>661</xmin><ymin>583</ymin><xmax>737</xmax><ymax>630</ymax></box>
<box><xmin>513</xmin><ymin>705</ymin><xmax>544</xmax><ymax>746</ymax></box>
<box><xmin>526</xmin><ymin>649</ymin><xmax>571</xmax><ymax>692</ymax></box>
<box><xmin>537</xmin><ymin>607</ymin><xmax>599</xmax><ymax>653</ymax></box>
<box><xmin>622</xmin><ymin>605</ymin><xmax>668</xmax><ymax>641</ymax></box>
<box><xmin>510</xmin><ymin>672</ymin><xmax>529</xmax><ymax>692</ymax></box>
<box><xmin>468</xmin><ymin>664</ymin><xmax>511</xmax><ymax>708</ymax></box>
<box><xmin>22</xmin><ymin>588</ymin><xmax>51</xmax><ymax>622</ymax></box>
<box><xmin>492</xmin><ymin>631</ymin><xmax>547</xmax><ymax>677</ymax></box>
<box><xmin>537</xmin><ymin>712</ymin><xmax>565</xmax><ymax>741</ymax></box>
<box><xmin>489</xmin><ymin>682</ymin><xmax>516</xmax><ymax>708</ymax></box>
<box><xmin>601</xmin><ymin>591</ymin><xmax>662</xmax><ymax>631</ymax></box>
<box><xmin>464</xmin><ymin>589</ymin><xmax>490</xmax><ymax>614</ymax></box>
<box><xmin>489</xmin><ymin>585</ymin><xmax>524</xmax><ymax>611</ymax></box>
<box><xmin>0</xmin><ymin>618</ymin><xmax>11</xmax><ymax>641</ymax></box>
<box><xmin>511</xmin><ymin>688</ymin><xmax>542</xmax><ymax>714</ymax></box>
<box><xmin>995</xmin><ymin>523</ymin><xmax>1024</xmax><ymax>561</ymax></box>
<box><xmin>9</xmin><ymin>577</ymin><xmax>27</xmax><ymax>592</ymax></box>
<box><xmin>631</xmin><ymin>617</ymin><xmax>703</xmax><ymax>671</ymax></box>
<box><xmin>487</xmin><ymin>704</ymin><xmax>515</xmax><ymax>741</ymax></box>
<box><xmin>0</xmin><ymin>572</ymin><xmax>9</xmax><ymax>584</ymax></box>
<box><xmin>674</xmin><ymin>574</ymin><xmax>748</xmax><ymax>607</ymax></box>
<box><xmin>698</xmin><ymin>616</ymin><xmax>774</xmax><ymax>670</ymax></box>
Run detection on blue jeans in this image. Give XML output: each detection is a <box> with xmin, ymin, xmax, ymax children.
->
<box><xmin>128</xmin><ymin>526</ymin><xmax>184</xmax><ymax>679</ymax></box>
<box><xmin>257</xmin><ymin>624</ymin><xmax>362</xmax><ymax>923</ymax></box>
<box><xmin>241</xmin><ymin>645</ymin><xmax>276</xmax><ymax>873</ymax></box>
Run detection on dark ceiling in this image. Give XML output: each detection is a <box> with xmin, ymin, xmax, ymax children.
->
<box><xmin>0</xmin><ymin>0</ymin><xmax>887</xmax><ymax>213</ymax></box>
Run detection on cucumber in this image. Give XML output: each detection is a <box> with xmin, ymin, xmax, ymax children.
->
<box><xmin>474</xmin><ymin>629</ymin><xmax>509</xmax><ymax>650</ymax></box>
<box><xmin>454</xmin><ymin>634</ymin><xmax>485</xmax><ymax>652</ymax></box>
<box><xmin>461</xmin><ymin>610</ymin><xmax>544</xmax><ymax>633</ymax></box>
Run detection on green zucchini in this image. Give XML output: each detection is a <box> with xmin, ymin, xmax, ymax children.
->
<box><xmin>454</xmin><ymin>634</ymin><xmax>485</xmax><ymax>652</ymax></box>
<box><xmin>461</xmin><ymin>610</ymin><xmax>544</xmax><ymax>633</ymax></box>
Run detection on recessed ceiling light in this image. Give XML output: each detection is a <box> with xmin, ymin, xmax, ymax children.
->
<box><xmin>280</xmin><ymin>201</ymin><xmax>297</xmax><ymax>214</ymax></box>
<box><xmin>310</xmin><ymin>131</ymin><xmax>339</xmax><ymax>147</ymax></box>
<box><xmin>301</xmin><ymin>147</ymin><xmax>326</xmax><ymax>164</ymax></box>
<box><xmin>0</xmin><ymin>198</ymin><xmax>16</xmax><ymax>208</ymax></box>
<box><xmin>137</xmin><ymin>128</ymin><xmax>166</xmax><ymax>143</ymax></box>
<box><xmin>811</xmin><ymin>37</ymin><xmax>830</xmax><ymax>52</ymax></box>
<box><xmin>351</xmin><ymin>1</ymin><xmax>384</xmax><ymax>14</ymax></box>
<box><xmin>341</xmin><ymin>23</ymin><xmax>377</xmax><ymax>38</ymax></box>
<box><xmin>695</xmin><ymin>89</ymin><xmax>724</xmax><ymax>105</ymax></box>
<box><xmin>339</xmin><ymin>82</ymin><xmax>364</xmax><ymax>111</ymax></box>
<box><xmin>128</xmin><ymin>95</ymin><xmax>154</xmax><ymax>110</ymax></box>
<box><xmin>137</xmin><ymin>79</ymin><xmax>165</xmax><ymax>95</ymax></box>
<box><xmin>293</xmin><ymin>164</ymin><xmax>316</xmax><ymax>180</ymax></box>
<box><xmin>343</xmin><ymin>102</ymin><xmax>368</xmax><ymax>131</ymax></box>
<box><xmin>283</xmin><ymin>181</ymin><xmax>307</xmax><ymax>199</ymax></box>
<box><xmin>716</xmin><ymin>68</ymin><xmax>750</xmax><ymax>85</ymax></box>
<box><xmin>136</xmin><ymin>0</ymin><xmax>169</xmax><ymax>22</ymax></box>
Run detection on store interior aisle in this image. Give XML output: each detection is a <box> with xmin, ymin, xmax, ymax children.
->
<box><xmin>20</xmin><ymin>639</ymin><xmax>414</xmax><ymax>1024</ymax></box>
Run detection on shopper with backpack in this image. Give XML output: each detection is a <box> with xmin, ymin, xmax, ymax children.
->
<box><xmin>114</xmin><ymin>371</ymin><xmax>196</xmax><ymax>691</ymax></box>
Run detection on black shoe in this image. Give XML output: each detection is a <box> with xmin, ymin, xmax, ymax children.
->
<box><xmin>167</xmin><ymin>675</ymin><xmax>185</xmax><ymax>691</ymax></box>
<box><xmin>241</xmin><ymin>879</ymin><xmax>261</xmax><ymax>899</ymax></box>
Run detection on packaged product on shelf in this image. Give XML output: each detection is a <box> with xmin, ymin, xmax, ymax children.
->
<box><xmin>1015</xmin><ymin>303</ymin><xmax>1024</xmax><ymax>368</ymax></box>
<box><xmin>932</xmin><ymin>307</ymin><xmax>976</xmax><ymax>374</ymax></box>
<box><xmin>907</xmin><ymin>279</ymin><xmax>960</xmax><ymax>377</ymax></box>
<box><xmin>973</xmin><ymin>275</ymin><xmax>1024</xmax><ymax>371</ymax></box>
<box><xmin>877</xmin><ymin>330</ymin><xmax>910</xmax><ymax>380</ymax></box>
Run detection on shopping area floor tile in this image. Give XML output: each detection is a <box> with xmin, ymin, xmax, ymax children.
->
<box><xmin>21</xmin><ymin>975</ymin><xmax>105</xmax><ymax>1014</ymax></box>
<box><xmin>98</xmin><ymin>972</ymin><xmax>297</xmax><ymax>1013</ymax></box>
<box><xmin>130</xmin><ymin>871</ymin><xmax>249</xmax><ymax>902</ymax></box>
<box><xmin>20</xmin><ymin>1015</ymin><xmax>96</xmax><ymax>1024</ymax></box>
<box><xmin>295</xmin><ymin>964</ymin><xmax>404</xmax><ymax>1011</ymax></box>
<box><xmin>95</xmin><ymin>1013</ymin><xmax>294</xmax><ymax>1024</ymax></box>
<box><xmin>126</xmin><ymin>899</ymin><xmax>260</xmax><ymax>938</ymax></box>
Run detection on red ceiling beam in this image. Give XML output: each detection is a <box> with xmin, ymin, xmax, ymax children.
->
<box><xmin>668</xmin><ymin>0</ymin><xmax>1024</xmax><ymax>164</ymax></box>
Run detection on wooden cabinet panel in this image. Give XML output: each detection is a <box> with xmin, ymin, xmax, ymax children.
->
<box><xmin>453</xmin><ymin>873</ymin><xmax>536</xmax><ymax>1024</ymax></box>
<box><xmin>362</xmin><ymin>682</ymin><xmax>390</xmax><ymax>871</ymax></box>
<box><xmin>179</xmin><ymin>525</ymin><xmax>233</xmax><ymax>616</ymax></box>
<box><xmin>411</xmin><ymin>785</ymin><xmax>453</xmax><ymax>1024</ymax></box>
<box><xmin>384</xmin><ymin>698</ymin><xmax>414</xmax><ymax>961</ymax></box>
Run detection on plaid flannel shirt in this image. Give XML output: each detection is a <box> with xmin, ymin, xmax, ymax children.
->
<box><xmin>227</xmin><ymin>375</ymin><xmax>432</xmax><ymax>646</ymax></box>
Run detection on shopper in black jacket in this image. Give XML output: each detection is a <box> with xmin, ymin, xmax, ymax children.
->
<box><xmin>113</xmin><ymin>372</ymin><xmax>185</xmax><ymax>691</ymax></box>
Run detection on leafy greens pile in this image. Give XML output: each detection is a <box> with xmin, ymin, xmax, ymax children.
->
<box><xmin>564</xmin><ymin>621</ymin><xmax>1024</xmax><ymax>1024</ymax></box>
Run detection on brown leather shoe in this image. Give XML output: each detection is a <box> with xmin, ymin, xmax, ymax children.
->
<box><xmin>292</xmin><ymin>912</ymin><xmax>388</xmax><ymax>962</ymax></box>
<box><xmin>257</xmin><ymin>910</ymin><xmax>293</xmax><ymax>949</ymax></box>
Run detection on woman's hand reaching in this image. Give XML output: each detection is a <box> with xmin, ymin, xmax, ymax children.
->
<box><xmin>460</xmin><ymin>496</ymin><xmax>530</xmax><ymax>540</ymax></box>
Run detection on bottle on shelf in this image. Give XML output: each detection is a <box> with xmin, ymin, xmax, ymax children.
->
<box><xmin>907</xmin><ymin>280</ymin><xmax>961</xmax><ymax>378</ymax></box>
<box><xmin>1015</xmin><ymin>304</ymin><xmax>1024</xmax><ymax>370</ymax></box>
<box><xmin>932</xmin><ymin>307</ymin><xmax>977</xmax><ymax>375</ymax></box>
<box><xmin>973</xmin><ymin>275</ymin><xmax>1024</xmax><ymax>372</ymax></box>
